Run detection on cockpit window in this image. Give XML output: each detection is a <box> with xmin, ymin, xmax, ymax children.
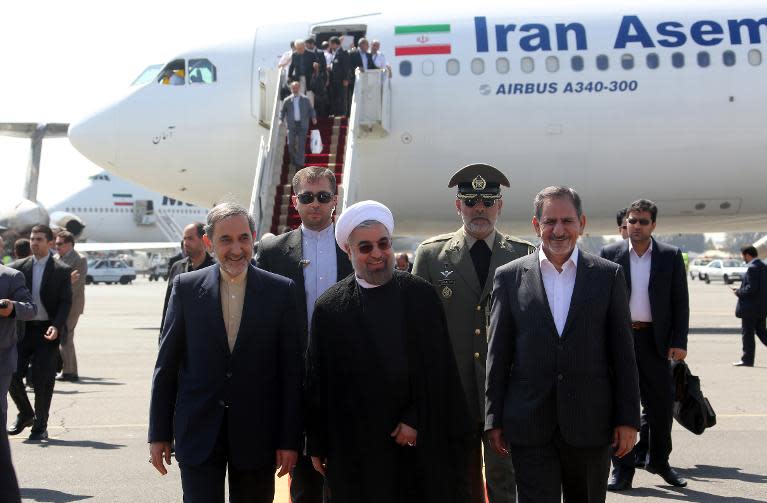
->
<box><xmin>188</xmin><ymin>59</ymin><xmax>217</xmax><ymax>84</ymax></box>
<box><xmin>158</xmin><ymin>59</ymin><xmax>186</xmax><ymax>85</ymax></box>
<box><xmin>132</xmin><ymin>64</ymin><xmax>163</xmax><ymax>86</ymax></box>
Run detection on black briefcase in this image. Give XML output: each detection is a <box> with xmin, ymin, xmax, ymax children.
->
<box><xmin>671</xmin><ymin>361</ymin><xmax>716</xmax><ymax>435</ymax></box>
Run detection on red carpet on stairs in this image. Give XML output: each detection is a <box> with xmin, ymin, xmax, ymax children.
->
<box><xmin>270</xmin><ymin>117</ymin><xmax>348</xmax><ymax>234</ymax></box>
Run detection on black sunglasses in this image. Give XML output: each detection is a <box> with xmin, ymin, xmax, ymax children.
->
<box><xmin>357</xmin><ymin>238</ymin><xmax>392</xmax><ymax>254</ymax></box>
<box><xmin>627</xmin><ymin>217</ymin><xmax>652</xmax><ymax>226</ymax></box>
<box><xmin>296</xmin><ymin>191</ymin><xmax>334</xmax><ymax>204</ymax></box>
<box><xmin>462</xmin><ymin>196</ymin><xmax>498</xmax><ymax>208</ymax></box>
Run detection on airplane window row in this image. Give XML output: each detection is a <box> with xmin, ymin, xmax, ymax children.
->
<box><xmin>398</xmin><ymin>49</ymin><xmax>764</xmax><ymax>76</ymax></box>
<box><xmin>64</xmin><ymin>207</ymin><xmax>205</xmax><ymax>214</ymax></box>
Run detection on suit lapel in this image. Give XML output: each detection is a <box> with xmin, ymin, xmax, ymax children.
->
<box><xmin>522</xmin><ymin>257</ymin><xmax>558</xmax><ymax>336</ymax></box>
<box><xmin>648</xmin><ymin>237</ymin><xmax>659</xmax><ymax>289</ymax></box>
<box><xmin>200</xmin><ymin>265</ymin><xmax>230</xmax><ymax>355</ymax></box>
<box><xmin>446</xmin><ymin>228</ymin><xmax>481</xmax><ymax>296</ymax></box>
<box><xmin>616</xmin><ymin>241</ymin><xmax>632</xmax><ymax>293</ymax></box>
<box><xmin>284</xmin><ymin>229</ymin><xmax>305</xmax><ymax>290</ymax></box>
<box><xmin>562</xmin><ymin>253</ymin><xmax>595</xmax><ymax>338</ymax></box>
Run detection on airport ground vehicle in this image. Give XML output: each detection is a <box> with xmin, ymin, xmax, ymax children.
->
<box><xmin>699</xmin><ymin>259</ymin><xmax>747</xmax><ymax>284</ymax></box>
<box><xmin>86</xmin><ymin>259</ymin><xmax>137</xmax><ymax>285</ymax></box>
<box><xmin>689</xmin><ymin>257</ymin><xmax>714</xmax><ymax>280</ymax></box>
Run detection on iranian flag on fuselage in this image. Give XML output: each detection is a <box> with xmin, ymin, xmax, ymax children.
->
<box><xmin>394</xmin><ymin>24</ymin><xmax>452</xmax><ymax>56</ymax></box>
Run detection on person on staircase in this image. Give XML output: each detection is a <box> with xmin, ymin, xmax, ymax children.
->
<box><xmin>280</xmin><ymin>81</ymin><xmax>317</xmax><ymax>170</ymax></box>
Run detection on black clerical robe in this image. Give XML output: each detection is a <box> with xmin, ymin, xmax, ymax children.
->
<box><xmin>306</xmin><ymin>271</ymin><xmax>472</xmax><ymax>503</ymax></box>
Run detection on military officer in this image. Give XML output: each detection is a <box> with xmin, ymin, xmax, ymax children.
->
<box><xmin>413</xmin><ymin>163</ymin><xmax>534</xmax><ymax>503</ymax></box>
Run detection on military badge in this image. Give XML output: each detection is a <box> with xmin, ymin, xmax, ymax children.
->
<box><xmin>471</xmin><ymin>175</ymin><xmax>487</xmax><ymax>191</ymax></box>
<box><xmin>441</xmin><ymin>286</ymin><xmax>453</xmax><ymax>298</ymax></box>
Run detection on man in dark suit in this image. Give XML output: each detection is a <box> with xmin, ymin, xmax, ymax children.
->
<box><xmin>7</xmin><ymin>225</ymin><xmax>72</xmax><ymax>441</ymax></box>
<box><xmin>601</xmin><ymin>199</ymin><xmax>689</xmax><ymax>490</ymax></box>
<box><xmin>732</xmin><ymin>245</ymin><xmax>767</xmax><ymax>366</ymax></box>
<box><xmin>280</xmin><ymin>80</ymin><xmax>317</xmax><ymax>169</ymax></box>
<box><xmin>486</xmin><ymin>186</ymin><xmax>640</xmax><ymax>503</ymax></box>
<box><xmin>304</xmin><ymin>38</ymin><xmax>329</xmax><ymax>118</ymax></box>
<box><xmin>149</xmin><ymin>203</ymin><xmax>302</xmax><ymax>503</ymax></box>
<box><xmin>347</xmin><ymin>38</ymin><xmax>378</xmax><ymax>115</ymax></box>
<box><xmin>328</xmin><ymin>36</ymin><xmax>350</xmax><ymax>117</ymax></box>
<box><xmin>256</xmin><ymin>166</ymin><xmax>353</xmax><ymax>503</ymax></box>
<box><xmin>289</xmin><ymin>40</ymin><xmax>317</xmax><ymax>101</ymax></box>
<box><xmin>160</xmin><ymin>222</ymin><xmax>215</xmax><ymax>337</ymax></box>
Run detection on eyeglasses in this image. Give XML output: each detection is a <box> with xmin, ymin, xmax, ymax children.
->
<box><xmin>627</xmin><ymin>217</ymin><xmax>652</xmax><ymax>226</ymax></box>
<box><xmin>296</xmin><ymin>191</ymin><xmax>334</xmax><ymax>204</ymax></box>
<box><xmin>461</xmin><ymin>196</ymin><xmax>500</xmax><ymax>208</ymax></box>
<box><xmin>54</xmin><ymin>241</ymin><xmax>66</xmax><ymax>247</ymax></box>
<box><xmin>620</xmin><ymin>225</ymin><xmax>627</xmax><ymax>230</ymax></box>
<box><xmin>356</xmin><ymin>238</ymin><xmax>391</xmax><ymax>254</ymax></box>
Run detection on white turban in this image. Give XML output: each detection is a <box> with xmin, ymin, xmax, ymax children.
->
<box><xmin>335</xmin><ymin>200</ymin><xmax>394</xmax><ymax>248</ymax></box>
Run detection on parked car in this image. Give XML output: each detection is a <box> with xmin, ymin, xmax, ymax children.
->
<box><xmin>86</xmin><ymin>259</ymin><xmax>137</xmax><ymax>285</ymax></box>
<box><xmin>147</xmin><ymin>262</ymin><xmax>168</xmax><ymax>282</ymax></box>
<box><xmin>699</xmin><ymin>259</ymin><xmax>747</xmax><ymax>284</ymax></box>
<box><xmin>689</xmin><ymin>257</ymin><xmax>713</xmax><ymax>280</ymax></box>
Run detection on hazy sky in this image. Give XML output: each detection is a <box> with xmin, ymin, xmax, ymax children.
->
<box><xmin>0</xmin><ymin>0</ymin><xmax>438</xmax><ymax>207</ymax></box>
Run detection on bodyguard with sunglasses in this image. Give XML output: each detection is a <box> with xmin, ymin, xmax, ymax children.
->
<box><xmin>413</xmin><ymin>163</ymin><xmax>534</xmax><ymax>503</ymax></box>
<box><xmin>601</xmin><ymin>199</ymin><xmax>689</xmax><ymax>491</ymax></box>
<box><xmin>256</xmin><ymin>166</ymin><xmax>352</xmax><ymax>503</ymax></box>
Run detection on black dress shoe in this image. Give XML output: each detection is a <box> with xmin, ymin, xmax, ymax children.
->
<box><xmin>7</xmin><ymin>414</ymin><xmax>34</xmax><ymax>436</ymax></box>
<box><xmin>28</xmin><ymin>429</ymin><xmax>49</xmax><ymax>441</ymax></box>
<box><xmin>56</xmin><ymin>373</ymin><xmax>79</xmax><ymax>382</ymax></box>
<box><xmin>607</xmin><ymin>474</ymin><xmax>633</xmax><ymax>491</ymax></box>
<box><xmin>733</xmin><ymin>361</ymin><xmax>754</xmax><ymax>367</ymax></box>
<box><xmin>646</xmin><ymin>465</ymin><xmax>687</xmax><ymax>487</ymax></box>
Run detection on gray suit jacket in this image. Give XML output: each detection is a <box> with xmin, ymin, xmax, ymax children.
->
<box><xmin>0</xmin><ymin>265</ymin><xmax>36</xmax><ymax>375</ymax></box>
<box><xmin>56</xmin><ymin>250</ymin><xmax>87</xmax><ymax>317</ymax></box>
<box><xmin>486</xmin><ymin>251</ymin><xmax>640</xmax><ymax>447</ymax></box>
<box><xmin>255</xmin><ymin>227</ymin><xmax>353</xmax><ymax>350</ymax></box>
<box><xmin>279</xmin><ymin>94</ymin><xmax>316</xmax><ymax>131</ymax></box>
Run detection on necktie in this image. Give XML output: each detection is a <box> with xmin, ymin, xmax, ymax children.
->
<box><xmin>470</xmin><ymin>239</ymin><xmax>492</xmax><ymax>289</ymax></box>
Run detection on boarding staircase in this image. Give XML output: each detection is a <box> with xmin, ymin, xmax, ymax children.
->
<box><xmin>156</xmin><ymin>208</ymin><xmax>185</xmax><ymax>242</ymax></box>
<box><xmin>249</xmin><ymin>69</ymin><xmax>391</xmax><ymax>237</ymax></box>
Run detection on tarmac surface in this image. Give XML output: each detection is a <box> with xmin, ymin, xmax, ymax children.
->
<box><xmin>6</xmin><ymin>275</ymin><xmax>767</xmax><ymax>502</ymax></box>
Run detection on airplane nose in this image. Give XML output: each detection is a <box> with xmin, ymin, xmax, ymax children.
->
<box><xmin>69</xmin><ymin>103</ymin><xmax>117</xmax><ymax>168</ymax></box>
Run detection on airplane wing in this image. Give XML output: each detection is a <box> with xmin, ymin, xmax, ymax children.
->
<box><xmin>75</xmin><ymin>242</ymin><xmax>181</xmax><ymax>252</ymax></box>
<box><xmin>0</xmin><ymin>122</ymin><xmax>69</xmax><ymax>138</ymax></box>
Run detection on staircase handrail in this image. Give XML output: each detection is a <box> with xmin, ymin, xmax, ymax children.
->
<box><xmin>340</xmin><ymin>69</ymin><xmax>364</xmax><ymax>213</ymax></box>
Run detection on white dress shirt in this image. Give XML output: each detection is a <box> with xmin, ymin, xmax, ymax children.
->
<box><xmin>292</xmin><ymin>95</ymin><xmax>301</xmax><ymax>122</ymax></box>
<box><xmin>31</xmin><ymin>253</ymin><xmax>50</xmax><ymax>321</ymax></box>
<box><xmin>539</xmin><ymin>246</ymin><xmax>579</xmax><ymax>337</ymax></box>
<box><xmin>302</xmin><ymin>224</ymin><xmax>338</xmax><ymax>326</ymax></box>
<box><xmin>372</xmin><ymin>51</ymin><xmax>388</xmax><ymax>69</ymax></box>
<box><xmin>628</xmin><ymin>240</ymin><xmax>653</xmax><ymax>322</ymax></box>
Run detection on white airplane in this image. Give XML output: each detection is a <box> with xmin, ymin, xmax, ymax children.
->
<box><xmin>48</xmin><ymin>170</ymin><xmax>209</xmax><ymax>243</ymax></box>
<box><xmin>68</xmin><ymin>1</ymin><xmax>767</xmax><ymax>237</ymax></box>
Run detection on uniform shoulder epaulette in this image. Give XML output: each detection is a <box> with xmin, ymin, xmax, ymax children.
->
<box><xmin>419</xmin><ymin>233</ymin><xmax>454</xmax><ymax>246</ymax></box>
<box><xmin>503</xmin><ymin>234</ymin><xmax>537</xmax><ymax>253</ymax></box>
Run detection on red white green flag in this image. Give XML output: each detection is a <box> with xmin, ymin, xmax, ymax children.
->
<box><xmin>394</xmin><ymin>24</ymin><xmax>452</xmax><ymax>56</ymax></box>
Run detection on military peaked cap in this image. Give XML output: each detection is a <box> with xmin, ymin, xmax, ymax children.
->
<box><xmin>448</xmin><ymin>163</ymin><xmax>510</xmax><ymax>198</ymax></box>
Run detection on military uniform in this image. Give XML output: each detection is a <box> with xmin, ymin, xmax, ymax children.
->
<box><xmin>413</xmin><ymin>163</ymin><xmax>535</xmax><ymax>503</ymax></box>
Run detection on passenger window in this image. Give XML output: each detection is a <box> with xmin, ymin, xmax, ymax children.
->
<box><xmin>496</xmin><ymin>57</ymin><xmax>510</xmax><ymax>74</ymax></box>
<box><xmin>748</xmin><ymin>49</ymin><xmax>762</xmax><ymax>66</ymax></box>
<box><xmin>571</xmin><ymin>55</ymin><xmax>584</xmax><ymax>72</ymax></box>
<box><xmin>446</xmin><ymin>59</ymin><xmax>460</xmax><ymax>75</ymax></box>
<box><xmin>545</xmin><ymin>56</ymin><xmax>559</xmax><ymax>73</ymax></box>
<box><xmin>399</xmin><ymin>60</ymin><xmax>412</xmax><ymax>77</ymax></box>
<box><xmin>188</xmin><ymin>59</ymin><xmax>217</xmax><ymax>84</ymax></box>
<box><xmin>646</xmin><ymin>53</ymin><xmax>660</xmax><ymax>69</ymax></box>
<box><xmin>621</xmin><ymin>54</ymin><xmax>634</xmax><ymax>70</ymax></box>
<box><xmin>723</xmin><ymin>50</ymin><xmax>736</xmax><ymax>67</ymax></box>
<box><xmin>158</xmin><ymin>59</ymin><xmax>186</xmax><ymax>85</ymax></box>
<box><xmin>520</xmin><ymin>57</ymin><xmax>534</xmax><ymax>74</ymax></box>
<box><xmin>596</xmin><ymin>55</ymin><xmax>609</xmax><ymax>70</ymax></box>
<box><xmin>697</xmin><ymin>51</ymin><xmax>710</xmax><ymax>68</ymax></box>
<box><xmin>672</xmin><ymin>52</ymin><xmax>685</xmax><ymax>68</ymax></box>
<box><xmin>421</xmin><ymin>60</ymin><xmax>434</xmax><ymax>76</ymax></box>
<box><xmin>471</xmin><ymin>58</ymin><xmax>485</xmax><ymax>75</ymax></box>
